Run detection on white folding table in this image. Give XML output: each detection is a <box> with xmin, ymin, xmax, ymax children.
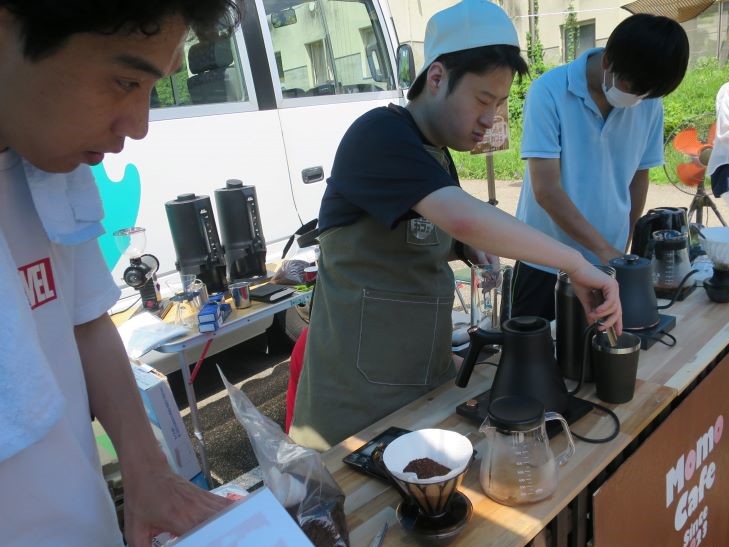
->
<box><xmin>155</xmin><ymin>290</ymin><xmax>311</xmax><ymax>485</ymax></box>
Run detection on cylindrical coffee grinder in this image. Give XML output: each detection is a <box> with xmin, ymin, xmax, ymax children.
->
<box><xmin>113</xmin><ymin>227</ymin><xmax>162</xmax><ymax>311</ymax></box>
<box><xmin>165</xmin><ymin>193</ymin><xmax>227</xmax><ymax>293</ymax></box>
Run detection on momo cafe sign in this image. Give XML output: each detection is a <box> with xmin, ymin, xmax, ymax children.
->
<box><xmin>593</xmin><ymin>355</ymin><xmax>729</xmax><ymax>547</ymax></box>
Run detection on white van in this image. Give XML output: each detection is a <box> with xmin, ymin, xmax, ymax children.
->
<box><xmin>101</xmin><ymin>0</ymin><xmax>415</xmax><ymax>368</ymax></box>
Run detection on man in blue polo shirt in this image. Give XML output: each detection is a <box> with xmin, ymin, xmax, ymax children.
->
<box><xmin>512</xmin><ymin>14</ymin><xmax>689</xmax><ymax>320</ymax></box>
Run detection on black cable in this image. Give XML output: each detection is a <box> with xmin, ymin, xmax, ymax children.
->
<box><xmin>567</xmin><ymin>322</ymin><xmax>598</xmax><ymax>396</ymax></box>
<box><xmin>657</xmin><ymin>268</ymin><xmax>698</xmax><ymax>310</ymax></box>
<box><xmin>565</xmin><ymin>322</ymin><xmax>621</xmax><ymax>443</ymax></box>
<box><xmin>468</xmin><ymin>331</ymin><xmax>620</xmax><ymax>443</ymax></box>
<box><xmin>571</xmin><ymin>401</ymin><xmax>621</xmax><ymax>444</ymax></box>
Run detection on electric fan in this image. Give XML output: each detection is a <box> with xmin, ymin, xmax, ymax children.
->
<box><xmin>663</xmin><ymin>113</ymin><xmax>727</xmax><ymax>227</ymax></box>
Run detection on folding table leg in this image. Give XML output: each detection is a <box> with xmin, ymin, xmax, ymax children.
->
<box><xmin>178</xmin><ymin>351</ymin><xmax>211</xmax><ymax>487</ymax></box>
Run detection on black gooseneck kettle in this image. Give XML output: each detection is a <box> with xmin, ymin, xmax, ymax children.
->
<box><xmin>455</xmin><ymin>316</ymin><xmax>569</xmax><ymax>414</ymax></box>
<box><xmin>608</xmin><ymin>254</ymin><xmax>693</xmax><ymax>331</ymax></box>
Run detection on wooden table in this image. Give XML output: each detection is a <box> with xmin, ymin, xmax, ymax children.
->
<box><xmin>321</xmin><ymin>288</ymin><xmax>729</xmax><ymax>547</ymax></box>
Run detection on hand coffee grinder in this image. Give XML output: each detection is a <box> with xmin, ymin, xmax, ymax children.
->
<box><xmin>113</xmin><ymin>227</ymin><xmax>162</xmax><ymax>311</ymax></box>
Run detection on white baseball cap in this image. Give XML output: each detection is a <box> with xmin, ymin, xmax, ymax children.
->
<box><xmin>409</xmin><ymin>0</ymin><xmax>520</xmax><ymax>99</ymax></box>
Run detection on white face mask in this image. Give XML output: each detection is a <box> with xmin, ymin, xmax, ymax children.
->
<box><xmin>602</xmin><ymin>70</ymin><xmax>644</xmax><ymax>108</ymax></box>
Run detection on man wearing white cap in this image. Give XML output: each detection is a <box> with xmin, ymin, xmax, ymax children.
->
<box><xmin>290</xmin><ymin>0</ymin><xmax>622</xmax><ymax>451</ymax></box>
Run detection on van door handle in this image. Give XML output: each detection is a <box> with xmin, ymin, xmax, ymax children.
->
<box><xmin>302</xmin><ymin>166</ymin><xmax>324</xmax><ymax>184</ymax></box>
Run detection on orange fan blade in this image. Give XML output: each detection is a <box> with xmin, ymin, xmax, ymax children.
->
<box><xmin>676</xmin><ymin>162</ymin><xmax>705</xmax><ymax>186</ymax></box>
<box><xmin>673</xmin><ymin>127</ymin><xmax>704</xmax><ymax>156</ymax></box>
<box><xmin>709</xmin><ymin>122</ymin><xmax>716</xmax><ymax>146</ymax></box>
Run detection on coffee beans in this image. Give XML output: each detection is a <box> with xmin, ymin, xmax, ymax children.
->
<box><xmin>404</xmin><ymin>457</ymin><xmax>451</xmax><ymax>479</ymax></box>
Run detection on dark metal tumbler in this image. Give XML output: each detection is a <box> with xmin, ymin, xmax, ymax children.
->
<box><xmin>591</xmin><ymin>333</ymin><xmax>641</xmax><ymax>404</ymax></box>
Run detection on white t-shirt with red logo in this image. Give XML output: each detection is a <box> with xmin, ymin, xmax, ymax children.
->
<box><xmin>0</xmin><ymin>150</ymin><xmax>123</xmax><ymax>546</ymax></box>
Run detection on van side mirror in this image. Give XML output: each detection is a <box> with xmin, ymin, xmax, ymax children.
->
<box><xmin>396</xmin><ymin>44</ymin><xmax>416</xmax><ymax>90</ymax></box>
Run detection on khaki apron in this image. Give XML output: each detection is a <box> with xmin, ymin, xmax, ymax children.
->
<box><xmin>291</xmin><ymin>147</ymin><xmax>457</xmax><ymax>450</ymax></box>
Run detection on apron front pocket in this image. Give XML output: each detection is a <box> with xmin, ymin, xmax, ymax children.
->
<box><xmin>356</xmin><ymin>288</ymin><xmax>452</xmax><ymax>386</ymax></box>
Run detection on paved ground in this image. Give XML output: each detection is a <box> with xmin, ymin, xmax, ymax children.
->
<box><xmin>169</xmin><ymin>334</ymin><xmax>292</xmax><ymax>486</ymax></box>
<box><xmin>170</xmin><ymin>179</ymin><xmax>729</xmax><ymax>487</ymax></box>
<box><xmin>460</xmin><ymin>179</ymin><xmax>729</xmax><ymax>227</ymax></box>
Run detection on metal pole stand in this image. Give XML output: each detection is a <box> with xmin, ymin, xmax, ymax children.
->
<box><xmin>486</xmin><ymin>153</ymin><xmax>498</xmax><ymax>206</ymax></box>
<box><xmin>688</xmin><ymin>180</ymin><xmax>727</xmax><ymax>227</ymax></box>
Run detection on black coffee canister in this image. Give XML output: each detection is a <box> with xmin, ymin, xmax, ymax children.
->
<box><xmin>555</xmin><ymin>266</ymin><xmax>615</xmax><ymax>382</ymax></box>
<box><xmin>214</xmin><ymin>180</ymin><xmax>267</xmax><ymax>280</ymax></box>
<box><xmin>164</xmin><ymin>193</ymin><xmax>227</xmax><ymax>293</ymax></box>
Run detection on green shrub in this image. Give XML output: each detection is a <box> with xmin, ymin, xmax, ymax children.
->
<box><xmin>651</xmin><ymin>58</ymin><xmax>729</xmax><ymax>183</ymax></box>
<box><xmin>662</xmin><ymin>58</ymin><xmax>729</xmax><ymax>139</ymax></box>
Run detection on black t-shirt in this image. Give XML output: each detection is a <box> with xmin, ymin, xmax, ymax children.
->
<box><xmin>318</xmin><ymin>104</ymin><xmax>460</xmax><ymax>232</ymax></box>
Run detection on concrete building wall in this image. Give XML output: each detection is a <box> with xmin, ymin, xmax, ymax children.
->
<box><xmin>388</xmin><ymin>0</ymin><xmax>459</xmax><ymax>69</ymax></box>
<box><xmin>389</xmin><ymin>0</ymin><xmax>729</xmax><ymax>72</ymax></box>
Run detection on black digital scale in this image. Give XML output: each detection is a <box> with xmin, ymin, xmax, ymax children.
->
<box><xmin>342</xmin><ymin>426</ymin><xmax>411</xmax><ymax>481</ymax></box>
<box><xmin>630</xmin><ymin>313</ymin><xmax>677</xmax><ymax>350</ymax></box>
<box><xmin>342</xmin><ymin>426</ymin><xmax>479</xmax><ymax>482</ymax></box>
<box><xmin>456</xmin><ymin>391</ymin><xmax>593</xmax><ymax>438</ymax></box>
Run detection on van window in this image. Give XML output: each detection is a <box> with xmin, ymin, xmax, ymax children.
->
<box><xmin>264</xmin><ymin>0</ymin><xmax>395</xmax><ymax>98</ymax></box>
<box><xmin>151</xmin><ymin>32</ymin><xmax>249</xmax><ymax>108</ymax></box>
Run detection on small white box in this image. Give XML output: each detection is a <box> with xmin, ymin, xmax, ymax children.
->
<box><xmin>198</xmin><ymin>314</ymin><xmax>224</xmax><ymax>333</ymax></box>
<box><xmin>174</xmin><ymin>487</ymin><xmax>314</xmax><ymax>546</ymax></box>
<box><xmin>153</xmin><ymin>483</ymin><xmax>250</xmax><ymax>547</ymax></box>
<box><xmin>132</xmin><ymin>363</ymin><xmax>205</xmax><ymax>488</ymax></box>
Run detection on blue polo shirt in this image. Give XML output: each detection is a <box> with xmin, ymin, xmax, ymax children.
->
<box><xmin>515</xmin><ymin>48</ymin><xmax>663</xmax><ymax>272</ymax></box>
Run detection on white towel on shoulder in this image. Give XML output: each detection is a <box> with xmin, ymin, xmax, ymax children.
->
<box><xmin>0</xmin><ymin>160</ymin><xmax>106</xmax><ymax>462</ymax></box>
<box><xmin>0</xmin><ymin>229</ymin><xmax>65</xmax><ymax>462</ymax></box>
<box><xmin>23</xmin><ymin>160</ymin><xmax>105</xmax><ymax>245</ymax></box>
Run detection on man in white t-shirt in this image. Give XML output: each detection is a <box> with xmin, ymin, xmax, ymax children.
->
<box><xmin>0</xmin><ymin>2</ymin><xmax>240</xmax><ymax>545</ymax></box>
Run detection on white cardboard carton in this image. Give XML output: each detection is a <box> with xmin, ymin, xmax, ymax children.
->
<box><xmin>132</xmin><ymin>362</ymin><xmax>205</xmax><ymax>488</ymax></box>
<box><xmin>174</xmin><ymin>487</ymin><xmax>313</xmax><ymax>546</ymax></box>
<box><xmin>153</xmin><ymin>483</ymin><xmax>250</xmax><ymax>546</ymax></box>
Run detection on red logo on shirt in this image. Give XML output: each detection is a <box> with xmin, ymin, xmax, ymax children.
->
<box><xmin>19</xmin><ymin>258</ymin><xmax>57</xmax><ymax>309</ymax></box>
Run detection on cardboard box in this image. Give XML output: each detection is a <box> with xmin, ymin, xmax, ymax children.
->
<box><xmin>131</xmin><ymin>363</ymin><xmax>205</xmax><ymax>488</ymax></box>
<box><xmin>197</xmin><ymin>301</ymin><xmax>221</xmax><ymax>323</ymax></box>
<box><xmin>197</xmin><ymin>302</ymin><xmax>231</xmax><ymax>332</ymax></box>
<box><xmin>153</xmin><ymin>483</ymin><xmax>249</xmax><ymax>546</ymax></box>
<box><xmin>198</xmin><ymin>314</ymin><xmax>223</xmax><ymax>333</ymax></box>
<box><xmin>173</xmin><ymin>487</ymin><xmax>313</xmax><ymax>546</ymax></box>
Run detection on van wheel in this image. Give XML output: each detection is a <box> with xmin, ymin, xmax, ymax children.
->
<box><xmin>268</xmin><ymin>301</ymin><xmax>310</xmax><ymax>352</ymax></box>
